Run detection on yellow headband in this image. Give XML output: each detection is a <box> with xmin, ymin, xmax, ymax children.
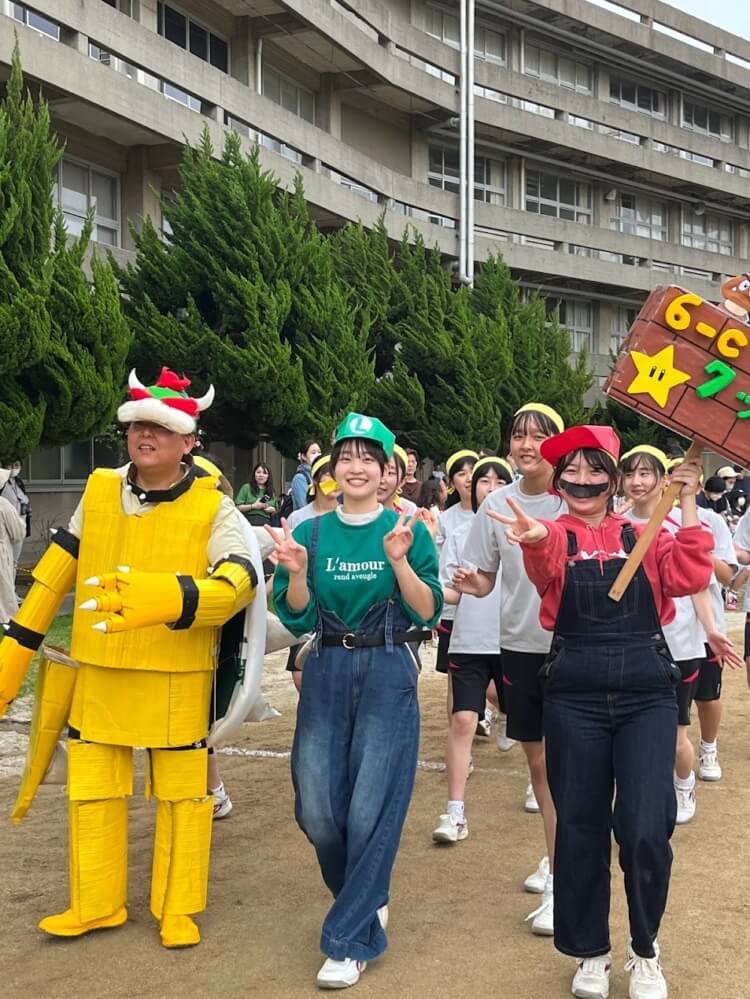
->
<box><xmin>393</xmin><ymin>444</ymin><xmax>408</xmax><ymax>470</ymax></box>
<box><xmin>620</xmin><ymin>444</ymin><xmax>669</xmax><ymax>472</ymax></box>
<box><xmin>473</xmin><ymin>456</ymin><xmax>514</xmax><ymax>481</ymax></box>
<box><xmin>514</xmin><ymin>403</ymin><xmax>565</xmax><ymax>434</ymax></box>
<box><xmin>446</xmin><ymin>449</ymin><xmax>479</xmax><ymax>480</ymax></box>
<box><xmin>311</xmin><ymin>453</ymin><xmax>331</xmax><ymax>479</ymax></box>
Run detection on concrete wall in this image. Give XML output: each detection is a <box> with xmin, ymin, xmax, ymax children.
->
<box><xmin>341</xmin><ymin>104</ymin><xmax>411</xmax><ymax>174</ymax></box>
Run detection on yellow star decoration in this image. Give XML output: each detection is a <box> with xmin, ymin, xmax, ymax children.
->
<box><xmin>626</xmin><ymin>345</ymin><xmax>691</xmax><ymax>409</ymax></box>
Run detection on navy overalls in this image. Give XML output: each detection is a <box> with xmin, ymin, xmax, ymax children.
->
<box><xmin>291</xmin><ymin>518</ymin><xmax>421</xmax><ymax>963</ymax></box>
<box><xmin>543</xmin><ymin>523</ymin><xmax>680</xmax><ymax>960</ymax></box>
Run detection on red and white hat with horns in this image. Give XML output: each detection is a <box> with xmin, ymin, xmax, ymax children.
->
<box><xmin>117</xmin><ymin>367</ymin><xmax>214</xmax><ymax>434</ymax></box>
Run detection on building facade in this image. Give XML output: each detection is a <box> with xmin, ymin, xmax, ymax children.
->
<box><xmin>2</xmin><ymin>0</ymin><xmax>750</xmax><ymax>536</ymax></box>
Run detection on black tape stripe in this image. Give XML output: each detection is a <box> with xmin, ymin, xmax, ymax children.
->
<box><xmin>170</xmin><ymin>576</ymin><xmax>199</xmax><ymax>631</ymax></box>
<box><xmin>5</xmin><ymin>620</ymin><xmax>44</xmax><ymax>651</ymax></box>
<box><xmin>51</xmin><ymin>528</ymin><xmax>80</xmax><ymax>559</ymax></box>
<box><xmin>212</xmin><ymin>555</ymin><xmax>258</xmax><ymax>590</ymax></box>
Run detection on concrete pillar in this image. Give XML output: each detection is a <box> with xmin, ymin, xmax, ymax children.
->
<box><xmin>121</xmin><ymin>146</ymin><xmax>161</xmax><ymax>250</ymax></box>
<box><xmin>140</xmin><ymin>0</ymin><xmax>158</xmax><ymax>32</ymax></box>
<box><xmin>231</xmin><ymin>16</ymin><xmax>255</xmax><ymax>89</ymax></box>
<box><xmin>318</xmin><ymin>74</ymin><xmax>342</xmax><ymax>139</ymax></box>
<box><xmin>598</xmin><ymin>301</ymin><xmax>617</xmax><ymax>355</ymax></box>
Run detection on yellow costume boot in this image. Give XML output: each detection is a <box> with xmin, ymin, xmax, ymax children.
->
<box><xmin>149</xmin><ymin>747</ymin><xmax>212</xmax><ymax>948</ymax></box>
<box><xmin>39</xmin><ymin>741</ymin><xmax>132</xmax><ymax>937</ymax></box>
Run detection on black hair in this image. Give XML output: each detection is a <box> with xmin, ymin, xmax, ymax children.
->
<box><xmin>619</xmin><ymin>452</ymin><xmax>665</xmax><ymax>480</ymax></box>
<box><xmin>330</xmin><ymin>437</ymin><xmax>387</xmax><ymax>474</ymax></box>
<box><xmin>510</xmin><ymin>409</ymin><xmax>560</xmax><ymax>440</ymax></box>
<box><xmin>299</xmin><ymin>440</ymin><xmax>320</xmax><ymax>460</ymax></box>
<box><xmin>471</xmin><ymin>459</ymin><xmax>513</xmax><ymax>513</ymax></box>
<box><xmin>392</xmin><ymin>451</ymin><xmax>406</xmax><ymax>478</ymax></box>
<box><xmin>312</xmin><ymin>455</ymin><xmax>332</xmax><ymax>484</ymax></box>
<box><xmin>553</xmin><ymin>447</ymin><xmax>619</xmax><ymax>512</ymax></box>
<box><xmin>251</xmin><ymin>461</ymin><xmax>275</xmax><ymax>497</ymax></box>
<box><xmin>406</xmin><ymin>448</ymin><xmax>419</xmax><ymax>460</ymax></box>
<box><xmin>417</xmin><ymin>478</ymin><xmax>445</xmax><ymax>510</ymax></box>
<box><xmin>199</xmin><ymin>451</ymin><xmax>225</xmax><ymax>473</ymax></box>
<box><xmin>444</xmin><ymin>454</ymin><xmax>477</xmax><ymax>509</ymax></box>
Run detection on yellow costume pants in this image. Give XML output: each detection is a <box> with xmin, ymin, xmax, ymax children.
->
<box><xmin>67</xmin><ymin>740</ymin><xmax>212</xmax><ymax>924</ymax></box>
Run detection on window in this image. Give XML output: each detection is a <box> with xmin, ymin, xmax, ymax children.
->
<box><xmin>682</xmin><ymin>99</ymin><xmax>732</xmax><ymax>141</ymax></box>
<box><xmin>157</xmin><ymin>3</ymin><xmax>229</xmax><ymax>73</ymax></box>
<box><xmin>609</xmin><ymin>76</ymin><xmax>665</xmax><ymax>117</ymax></box>
<box><xmin>101</xmin><ymin>0</ymin><xmax>133</xmax><ymax>14</ymax></box>
<box><xmin>524</xmin><ymin>41</ymin><xmax>591</xmax><ymax>92</ymax></box>
<box><xmin>612</xmin><ymin>193</ymin><xmax>667</xmax><ymax>241</ymax></box>
<box><xmin>547</xmin><ymin>298</ymin><xmax>594</xmax><ymax>352</ymax></box>
<box><xmin>428</xmin><ymin>145</ymin><xmax>505</xmax><ymax>205</ymax></box>
<box><xmin>54</xmin><ymin>158</ymin><xmax>120</xmax><ymax>247</ymax></box>
<box><xmin>425</xmin><ymin>5</ymin><xmax>505</xmax><ymax>62</ymax></box>
<box><xmin>262</xmin><ymin>65</ymin><xmax>315</xmax><ymax>124</ymax></box>
<box><xmin>12</xmin><ymin>3</ymin><xmax>60</xmax><ymax>39</ymax></box>
<box><xmin>610</xmin><ymin>306</ymin><xmax>638</xmax><ymax>353</ymax></box>
<box><xmin>682</xmin><ymin>209</ymin><xmax>734</xmax><ymax>256</ymax></box>
<box><xmin>525</xmin><ymin>169</ymin><xmax>591</xmax><ymax>222</ymax></box>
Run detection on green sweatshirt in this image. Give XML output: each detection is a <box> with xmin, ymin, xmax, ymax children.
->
<box><xmin>273</xmin><ymin>509</ymin><xmax>442</xmax><ymax>636</ymax></box>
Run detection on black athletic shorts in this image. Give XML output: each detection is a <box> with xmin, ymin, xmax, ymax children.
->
<box><xmin>744</xmin><ymin>613</ymin><xmax>750</xmax><ymax>660</ymax></box>
<box><xmin>449</xmin><ymin>654</ymin><xmax>504</xmax><ymax>716</ymax></box>
<box><xmin>285</xmin><ymin>644</ymin><xmax>301</xmax><ymax>673</ymax></box>
<box><xmin>694</xmin><ymin>644</ymin><xmax>722</xmax><ymax>702</ymax></box>
<box><xmin>500</xmin><ymin>648</ymin><xmax>547</xmax><ymax>743</ymax></box>
<box><xmin>675</xmin><ymin>658</ymin><xmax>702</xmax><ymax>725</ymax></box>
<box><xmin>436</xmin><ymin>618</ymin><xmax>453</xmax><ymax>674</ymax></box>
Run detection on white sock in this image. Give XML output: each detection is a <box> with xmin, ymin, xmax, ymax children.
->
<box><xmin>675</xmin><ymin>771</ymin><xmax>695</xmax><ymax>792</ymax></box>
<box><xmin>447</xmin><ymin>799</ymin><xmax>465</xmax><ymax>821</ymax></box>
<box><xmin>544</xmin><ymin>873</ymin><xmax>554</xmax><ymax>894</ymax></box>
<box><xmin>700</xmin><ymin>739</ymin><xmax>717</xmax><ymax>755</ymax></box>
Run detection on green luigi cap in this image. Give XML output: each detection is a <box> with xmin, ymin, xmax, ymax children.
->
<box><xmin>334</xmin><ymin>412</ymin><xmax>395</xmax><ymax>458</ymax></box>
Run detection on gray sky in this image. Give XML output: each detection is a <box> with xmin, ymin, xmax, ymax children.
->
<box><xmin>668</xmin><ymin>1</ymin><xmax>750</xmax><ymax>43</ymax></box>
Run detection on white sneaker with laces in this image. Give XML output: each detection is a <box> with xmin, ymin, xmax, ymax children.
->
<box><xmin>496</xmin><ymin>714</ymin><xmax>517</xmax><ymax>752</ymax></box>
<box><xmin>432</xmin><ymin>813</ymin><xmax>468</xmax><ymax>843</ymax></box>
<box><xmin>524</xmin><ymin>855</ymin><xmax>550</xmax><ymax>894</ymax></box>
<box><xmin>525</xmin><ymin>783</ymin><xmax>540</xmax><ymax>813</ymax></box>
<box><xmin>675</xmin><ymin>785</ymin><xmax>696</xmax><ymax>824</ymax></box>
<box><xmin>698</xmin><ymin>749</ymin><xmax>722</xmax><ymax>781</ymax></box>
<box><xmin>210</xmin><ymin>784</ymin><xmax>233</xmax><ymax>820</ymax></box>
<box><xmin>526</xmin><ymin>888</ymin><xmax>554</xmax><ymax>936</ymax></box>
<box><xmin>317</xmin><ymin>957</ymin><xmax>366</xmax><ymax>989</ymax></box>
<box><xmin>572</xmin><ymin>953</ymin><xmax>612</xmax><ymax>998</ymax></box>
<box><xmin>625</xmin><ymin>944</ymin><xmax>667</xmax><ymax>999</ymax></box>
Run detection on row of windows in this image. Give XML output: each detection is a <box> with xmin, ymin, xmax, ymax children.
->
<box><xmin>156</xmin><ymin>2</ymin><xmax>228</xmax><ymax>74</ymax></box>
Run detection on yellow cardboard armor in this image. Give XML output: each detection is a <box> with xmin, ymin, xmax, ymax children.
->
<box><xmin>0</xmin><ymin>461</ymin><xmax>256</xmax><ymax>948</ymax></box>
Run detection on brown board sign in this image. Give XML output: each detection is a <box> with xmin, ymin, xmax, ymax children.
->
<box><xmin>604</xmin><ymin>284</ymin><xmax>750</xmax><ymax>466</ymax></box>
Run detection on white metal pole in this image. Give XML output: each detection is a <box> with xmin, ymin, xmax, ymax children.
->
<box><xmin>466</xmin><ymin>0</ymin><xmax>475</xmax><ymax>285</ymax></box>
<box><xmin>459</xmin><ymin>0</ymin><xmax>467</xmax><ymax>282</ymax></box>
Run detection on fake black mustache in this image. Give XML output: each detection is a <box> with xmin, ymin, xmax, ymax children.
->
<box><xmin>558</xmin><ymin>480</ymin><xmax>610</xmax><ymax>498</ymax></box>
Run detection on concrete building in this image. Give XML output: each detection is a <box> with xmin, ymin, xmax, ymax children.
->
<box><xmin>2</xmin><ymin>0</ymin><xmax>750</xmax><ymax>539</ymax></box>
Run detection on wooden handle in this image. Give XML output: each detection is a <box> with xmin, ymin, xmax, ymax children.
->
<box><xmin>608</xmin><ymin>441</ymin><xmax>704</xmax><ymax>602</ymax></box>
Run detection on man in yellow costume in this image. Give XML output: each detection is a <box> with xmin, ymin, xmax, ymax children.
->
<box><xmin>0</xmin><ymin>367</ymin><xmax>256</xmax><ymax>948</ymax></box>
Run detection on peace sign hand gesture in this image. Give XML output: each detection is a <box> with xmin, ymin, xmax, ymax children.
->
<box><xmin>383</xmin><ymin>511</ymin><xmax>414</xmax><ymax>565</ymax></box>
<box><xmin>264</xmin><ymin>518</ymin><xmax>308</xmax><ymax>575</ymax></box>
<box><xmin>488</xmin><ymin>497</ymin><xmax>549</xmax><ymax>546</ymax></box>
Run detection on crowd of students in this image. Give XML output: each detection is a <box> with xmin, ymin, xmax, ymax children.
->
<box><xmin>226</xmin><ymin>407</ymin><xmax>747</xmax><ymax>998</ymax></box>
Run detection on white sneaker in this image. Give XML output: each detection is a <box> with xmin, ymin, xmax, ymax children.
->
<box><xmin>432</xmin><ymin>813</ymin><xmax>468</xmax><ymax>843</ymax></box>
<box><xmin>698</xmin><ymin>749</ymin><xmax>722</xmax><ymax>781</ymax></box>
<box><xmin>496</xmin><ymin>714</ymin><xmax>517</xmax><ymax>752</ymax></box>
<box><xmin>525</xmin><ymin>783</ymin><xmax>540</xmax><ymax>813</ymax></box>
<box><xmin>475</xmin><ymin>716</ymin><xmax>492</xmax><ymax>738</ymax></box>
<box><xmin>572</xmin><ymin>953</ymin><xmax>612</xmax><ymax>998</ymax></box>
<box><xmin>625</xmin><ymin>944</ymin><xmax>667</xmax><ymax>999</ymax></box>
<box><xmin>675</xmin><ymin>785</ymin><xmax>696</xmax><ymax>824</ymax></box>
<box><xmin>377</xmin><ymin>905</ymin><xmax>388</xmax><ymax>930</ymax></box>
<box><xmin>317</xmin><ymin>957</ymin><xmax>366</xmax><ymax>989</ymax></box>
<box><xmin>526</xmin><ymin>888</ymin><xmax>554</xmax><ymax>935</ymax></box>
<box><xmin>524</xmin><ymin>855</ymin><xmax>550</xmax><ymax>894</ymax></box>
<box><xmin>211</xmin><ymin>784</ymin><xmax>233</xmax><ymax>820</ymax></box>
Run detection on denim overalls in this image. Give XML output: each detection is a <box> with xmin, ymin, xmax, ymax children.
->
<box><xmin>543</xmin><ymin>523</ymin><xmax>680</xmax><ymax>960</ymax></box>
<box><xmin>291</xmin><ymin>518</ymin><xmax>421</xmax><ymax>963</ymax></box>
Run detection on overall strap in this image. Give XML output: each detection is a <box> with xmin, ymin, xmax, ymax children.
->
<box><xmin>621</xmin><ymin>522</ymin><xmax>637</xmax><ymax>555</ymax></box>
<box><xmin>308</xmin><ymin>515</ymin><xmax>323</xmax><ymax>654</ymax></box>
<box><xmin>566</xmin><ymin>530</ymin><xmax>578</xmax><ymax>557</ymax></box>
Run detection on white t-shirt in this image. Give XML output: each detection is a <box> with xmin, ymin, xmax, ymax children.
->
<box><xmin>461</xmin><ymin>480</ymin><xmax>566</xmax><ymax>654</ymax></box>
<box><xmin>436</xmin><ymin>504</ymin><xmax>474</xmax><ymax>622</ymax></box>
<box><xmin>442</xmin><ymin>515</ymin><xmax>502</xmax><ymax>654</ymax></box>
<box><xmin>732</xmin><ymin>509</ymin><xmax>750</xmax><ymax>611</ymax></box>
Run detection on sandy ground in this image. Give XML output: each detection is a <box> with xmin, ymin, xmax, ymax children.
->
<box><xmin>2</xmin><ymin>621</ymin><xmax>750</xmax><ymax>999</ymax></box>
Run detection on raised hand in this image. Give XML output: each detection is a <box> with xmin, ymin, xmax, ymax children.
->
<box><xmin>452</xmin><ymin>566</ymin><xmax>491</xmax><ymax>597</ymax></box>
<box><xmin>383</xmin><ymin>511</ymin><xmax>414</xmax><ymax>564</ymax></box>
<box><xmin>669</xmin><ymin>459</ymin><xmax>703</xmax><ymax>497</ymax></box>
<box><xmin>487</xmin><ymin>497</ymin><xmax>548</xmax><ymax>546</ymax></box>
<box><xmin>412</xmin><ymin>506</ymin><xmax>438</xmax><ymax>538</ymax></box>
<box><xmin>264</xmin><ymin>519</ymin><xmax>308</xmax><ymax>575</ymax></box>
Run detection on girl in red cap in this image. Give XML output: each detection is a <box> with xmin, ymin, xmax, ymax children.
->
<box><xmin>492</xmin><ymin>426</ymin><xmax>713</xmax><ymax>999</ymax></box>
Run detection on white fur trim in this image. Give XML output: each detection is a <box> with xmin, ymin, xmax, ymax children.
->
<box><xmin>117</xmin><ymin>398</ymin><xmax>197</xmax><ymax>434</ymax></box>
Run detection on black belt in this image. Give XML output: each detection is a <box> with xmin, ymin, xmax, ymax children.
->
<box><xmin>322</xmin><ymin>629</ymin><xmax>433</xmax><ymax>650</ymax></box>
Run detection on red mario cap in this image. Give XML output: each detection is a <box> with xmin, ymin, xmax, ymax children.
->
<box><xmin>540</xmin><ymin>425</ymin><xmax>621</xmax><ymax>467</ymax></box>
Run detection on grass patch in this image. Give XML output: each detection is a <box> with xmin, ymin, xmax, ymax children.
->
<box><xmin>16</xmin><ymin>613</ymin><xmax>73</xmax><ymax>698</ymax></box>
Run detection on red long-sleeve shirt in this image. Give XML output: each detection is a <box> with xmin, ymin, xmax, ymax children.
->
<box><xmin>521</xmin><ymin>513</ymin><xmax>714</xmax><ymax>633</ymax></box>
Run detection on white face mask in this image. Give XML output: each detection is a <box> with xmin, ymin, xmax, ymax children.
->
<box><xmin>9</xmin><ymin>465</ymin><xmax>20</xmax><ymax>478</ymax></box>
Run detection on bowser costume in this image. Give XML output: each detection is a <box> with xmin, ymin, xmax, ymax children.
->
<box><xmin>0</xmin><ymin>368</ymin><xmax>256</xmax><ymax>948</ymax></box>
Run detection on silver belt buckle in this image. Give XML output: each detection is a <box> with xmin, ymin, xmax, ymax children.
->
<box><xmin>342</xmin><ymin>633</ymin><xmax>356</xmax><ymax>650</ymax></box>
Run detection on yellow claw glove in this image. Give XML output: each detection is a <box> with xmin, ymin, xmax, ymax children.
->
<box><xmin>79</xmin><ymin>567</ymin><xmax>184</xmax><ymax>634</ymax></box>
<box><xmin>0</xmin><ymin>639</ymin><xmax>36</xmax><ymax>719</ymax></box>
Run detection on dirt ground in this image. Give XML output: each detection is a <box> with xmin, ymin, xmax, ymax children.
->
<box><xmin>2</xmin><ymin>620</ymin><xmax>750</xmax><ymax>999</ymax></box>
